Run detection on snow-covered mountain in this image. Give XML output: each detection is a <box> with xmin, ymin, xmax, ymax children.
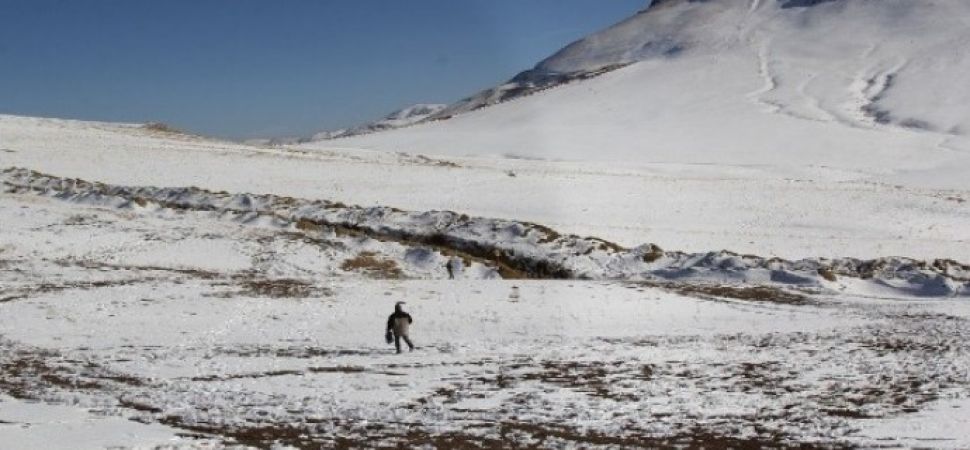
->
<box><xmin>304</xmin><ymin>0</ymin><xmax>970</xmax><ymax>190</ymax></box>
<box><xmin>309</xmin><ymin>103</ymin><xmax>446</xmax><ymax>141</ymax></box>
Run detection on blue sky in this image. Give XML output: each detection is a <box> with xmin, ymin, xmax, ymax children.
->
<box><xmin>0</xmin><ymin>0</ymin><xmax>645</xmax><ymax>139</ymax></box>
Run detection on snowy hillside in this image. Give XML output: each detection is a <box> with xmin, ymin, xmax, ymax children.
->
<box><xmin>313</xmin><ymin>0</ymin><xmax>970</xmax><ymax>190</ymax></box>
<box><xmin>5</xmin><ymin>114</ymin><xmax>968</xmax><ymax>261</ymax></box>
<box><xmin>4</xmin><ymin>133</ymin><xmax>970</xmax><ymax>446</ymax></box>
<box><xmin>4</xmin><ymin>145</ymin><xmax>970</xmax><ymax>447</ymax></box>
<box><xmin>6</xmin><ymin>166</ymin><xmax>967</xmax><ymax>296</ymax></box>
<box><xmin>309</xmin><ymin>103</ymin><xmax>446</xmax><ymax>141</ymax></box>
<box><xmin>4</xmin><ymin>1</ymin><xmax>970</xmax><ymax>446</ymax></box>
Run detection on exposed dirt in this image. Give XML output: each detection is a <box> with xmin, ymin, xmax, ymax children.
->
<box><xmin>641</xmin><ymin>281</ymin><xmax>814</xmax><ymax>305</ymax></box>
<box><xmin>3</xmin><ymin>307</ymin><xmax>969</xmax><ymax>448</ymax></box>
<box><xmin>142</xmin><ymin>122</ymin><xmax>185</xmax><ymax>134</ymax></box>
<box><xmin>154</xmin><ymin>416</ymin><xmax>845</xmax><ymax>449</ymax></box>
<box><xmin>340</xmin><ymin>252</ymin><xmax>404</xmax><ymax>279</ymax></box>
<box><xmin>231</xmin><ymin>277</ymin><xmax>325</xmax><ymax>299</ymax></box>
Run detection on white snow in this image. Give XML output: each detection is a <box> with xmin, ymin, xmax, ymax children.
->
<box><xmin>0</xmin><ymin>395</ymin><xmax>204</xmax><ymax>450</ymax></box>
<box><xmin>3</xmin><ymin>1</ymin><xmax>970</xmax><ymax>446</ymax></box>
<box><xmin>3</xmin><ymin>114</ymin><xmax>969</xmax><ymax>262</ymax></box>
<box><xmin>6</xmin><ymin>166</ymin><xmax>966</xmax><ymax>297</ymax></box>
<box><xmin>2</xmin><ymin>162</ymin><xmax>970</xmax><ymax>447</ymax></box>
<box><xmin>317</xmin><ymin>0</ymin><xmax>970</xmax><ymax>190</ymax></box>
<box><xmin>0</xmin><ymin>396</ymin><xmax>206</xmax><ymax>450</ymax></box>
<box><xmin>853</xmin><ymin>396</ymin><xmax>970</xmax><ymax>449</ymax></box>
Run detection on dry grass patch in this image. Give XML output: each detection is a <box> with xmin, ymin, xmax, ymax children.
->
<box><xmin>142</xmin><ymin>121</ymin><xmax>183</xmax><ymax>134</ymax></box>
<box><xmin>340</xmin><ymin>252</ymin><xmax>403</xmax><ymax>279</ymax></box>
<box><xmin>238</xmin><ymin>278</ymin><xmax>315</xmax><ymax>298</ymax></box>
<box><xmin>817</xmin><ymin>267</ymin><xmax>838</xmax><ymax>282</ymax></box>
<box><xmin>640</xmin><ymin>244</ymin><xmax>665</xmax><ymax>263</ymax></box>
<box><xmin>640</xmin><ymin>281</ymin><xmax>813</xmax><ymax>305</ymax></box>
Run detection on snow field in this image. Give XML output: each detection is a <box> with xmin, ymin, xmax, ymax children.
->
<box><xmin>2</xmin><ymin>190</ymin><xmax>970</xmax><ymax>447</ymax></box>
<box><xmin>4</xmin><ymin>114</ymin><xmax>970</xmax><ymax>262</ymax></box>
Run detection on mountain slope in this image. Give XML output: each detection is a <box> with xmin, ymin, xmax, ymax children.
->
<box><xmin>305</xmin><ymin>0</ymin><xmax>970</xmax><ymax>190</ymax></box>
<box><xmin>310</xmin><ymin>103</ymin><xmax>446</xmax><ymax>140</ymax></box>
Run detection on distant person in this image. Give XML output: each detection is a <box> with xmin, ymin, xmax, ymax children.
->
<box><xmin>446</xmin><ymin>257</ymin><xmax>463</xmax><ymax>279</ymax></box>
<box><xmin>386</xmin><ymin>301</ymin><xmax>414</xmax><ymax>353</ymax></box>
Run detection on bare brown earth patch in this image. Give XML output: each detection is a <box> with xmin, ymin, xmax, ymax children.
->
<box><xmin>2</xmin><ymin>277</ymin><xmax>179</xmax><ymax>303</ymax></box>
<box><xmin>189</xmin><ymin>366</ymin><xmax>384</xmax><ymax>383</ymax></box>
<box><xmin>154</xmin><ymin>417</ymin><xmax>844</xmax><ymax>449</ymax></box>
<box><xmin>412</xmin><ymin>154</ymin><xmax>460</xmax><ymax>168</ymax></box>
<box><xmin>235</xmin><ymin>278</ymin><xmax>317</xmax><ymax>298</ymax></box>
<box><xmin>210</xmin><ymin>345</ymin><xmax>375</xmax><ymax>359</ymax></box>
<box><xmin>55</xmin><ymin>259</ymin><xmax>223</xmax><ymax>280</ymax></box>
<box><xmin>817</xmin><ymin>267</ymin><xmax>838</xmax><ymax>282</ymax></box>
<box><xmin>62</xmin><ymin>213</ymin><xmax>110</xmax><ymax>226</ymax></box>
<box><xmin>340</xmin><ymin>252</ymin><xmax>404</xmax><ymax>279</ymax></box>
<box><xmin>201</xmin><ymin>273</ymin><xmax>333</xmax><ymax>299</ymax></box>
<box><xmin>142</xmin><ymin>122</ymin><xmax>183</xmax><ymax>134</ymax></box>
<box><xmin>641</xmin><ymin>281</ymin><xmax>814</xmax><ymax>305</ymax></box>
<box><xmin>0</xmin><ymin>341</ymin><xmax>149</xmax><ymax>400</ymax></box>
<box><xmin>4</xmin><ymin>310</ymin><xmax>969</xmax><ymax>448</ymax></box>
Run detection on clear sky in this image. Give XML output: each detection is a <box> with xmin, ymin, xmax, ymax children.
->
<box><xmin>0</xmin><ymin>0</ymin><xmax>645</xmax><ymax>139</ymax></box>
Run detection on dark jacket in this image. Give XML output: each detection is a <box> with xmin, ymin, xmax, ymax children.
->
<box><xmin>387</xmin><ymin>305</ymin><xmax>413</xmax><ymax>337</ymax></box>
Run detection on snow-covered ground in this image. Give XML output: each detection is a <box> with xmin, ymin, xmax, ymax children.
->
<box><xmin>2</xmin><ymin>190</ymin><xmax>970</xmax><ymax>447</ymax></box>
<box><xmin>3</xmin><ymin>114</ymin><xmax>969</xmax><ymax>262</ymax></box>
<box><xmin>2</xmin><ymin>136</ymin><xmax>970</xmax><ymax>446</ymax></box>
<box><xmin>4</xmin><ymin>1</ymin><xmax>970</xmax><ymax>447</ymax></box>
<box><xmin>0</xmin><ymin>394</ymin><xmax>201</xmax><ymax>450</ymax></box>
<box><xmin>3</xmin><ymin>166</ymin><xmax>967</xmax><ymax>297</ymax></box>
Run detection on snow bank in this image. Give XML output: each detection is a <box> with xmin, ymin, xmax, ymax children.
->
<box><xmin>4</xmin><ymin>167</ymin><xmax>967</xmax><ymax>297</ymax></box>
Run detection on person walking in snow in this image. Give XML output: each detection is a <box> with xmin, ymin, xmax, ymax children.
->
<box><xmin>386</xmin><ymin>301</ymin><xmax>414</xmax><ymax>354</ymax></box>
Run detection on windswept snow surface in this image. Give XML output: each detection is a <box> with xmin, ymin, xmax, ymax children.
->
<box><xmin>0</xmin><ymin>395</ymin><xmax>201</xmax><ymax>450</ymax></box>
<box><xmin>4</xmin><ymin>2</ymin><xmax>970</xmax><ymax>444</ymax></box>
<box><xmin>3</xmin><ymin>114</ymin><xmax>969</xmax><ymax>261</ymax></box>
<box><xmin>318</xmin><ymin>0</ymin><xmax>970</xmax><ymax>191</ymax></box>
<box><xmin>2</xmin><ymin>190</ymin><xmax>970</xmax><ymax>447</ymax></box>
<box><xmin>2</xmin><ymin>155</ymin><xmax>970</xmax><ymax>446</ymax></box>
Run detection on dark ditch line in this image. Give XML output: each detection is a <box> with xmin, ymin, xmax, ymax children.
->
<box><xmin>55</xmin><ymin>259</ymin><xmax>223</xmax><ymax>280</ymax></box>
<box><xmin>0</xmin><ymin>167</ymin><xmax>628</xmax><ymax>280</ymax></box>
<box><xmin>0</xmin><ymin>277</ymin><xmax>188</xmax><ymax>303</ymax></box>
<box><xmin>188</xmin><ymin>366</ymin><xmax>404</xmax><ymax>382</ymax></box>
<box><xmin>154</xmin><ymin>415</ymin><xmax>853</xmax><ymax>450</ymax></box>
<box><xmin>292</xmin><ymin>220</ymin><xmax>553</xmax><ymax>280</ymax></box>
<box><xmin>56</xmin><ymin>259</ymin><xmax>335</xmax><ymax>299</ymax></box>
<box><xmin>4</xmin><ymin>170</ymin><xmax>542</xmax><ymax>279</ymax></box>
<box><xmin>210</xmin><ymin>345</ymin><xmax>379</xmax><ymax>359</ymax></box>
<box><xmin>4</xmin><ymin>169</ymin><xmax>568</xmax><ymax>279</ymax></box>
